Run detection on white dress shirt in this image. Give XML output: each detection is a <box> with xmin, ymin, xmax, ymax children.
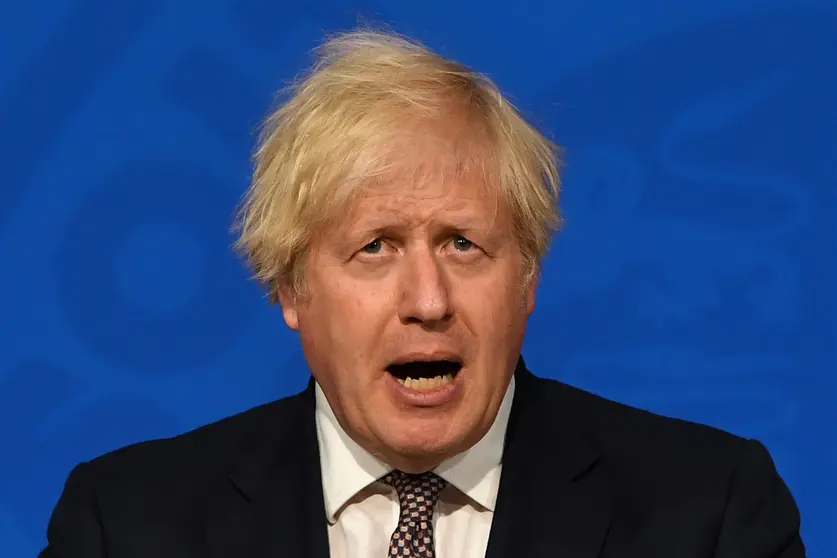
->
<box><xmin>314</xmin><ymin>377</ymin><xmax>515</xmax><ymax>558</ymax></box>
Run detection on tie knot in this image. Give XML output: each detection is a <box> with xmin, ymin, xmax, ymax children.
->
<box><xmin>382</xmin><ymin>470</ymin><xmax>447</xmax><ymax>510</ymax></box>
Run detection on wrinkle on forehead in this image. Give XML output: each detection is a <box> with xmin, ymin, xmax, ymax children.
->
<box><xmin>360</xmin><ymin>182</ymin><xmax>501</xmax><ymax>227</ymax></box>
<box><xmin>336</xmin><ymin>161</ymin><xmax>505</xmax><ymax>239</ymax></box>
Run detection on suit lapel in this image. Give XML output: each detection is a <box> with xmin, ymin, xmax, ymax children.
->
<box><xmin>485</xmin><ymin>362</ymin><xmax>612</xmax><ymax>558</ymax></box>
<box><xmin>206</xmin><ymin>380</ymin><xmax>330</xmax><ymax>558</ymax></box>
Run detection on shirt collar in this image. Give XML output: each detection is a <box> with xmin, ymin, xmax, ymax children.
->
<box><xmin>315</xmin><ymin>376</ymin><xmax>515</xmax><ymax>522</ymax></box>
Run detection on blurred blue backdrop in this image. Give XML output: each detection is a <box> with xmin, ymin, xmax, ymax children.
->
<box><xmin>0</xmin><ymin>1</ymin><xmax>834</xmax><ymax>556</ymax></box>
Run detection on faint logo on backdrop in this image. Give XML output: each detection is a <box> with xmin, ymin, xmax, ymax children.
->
<box><xmin>0</xmin><ymin>1</ymin><xmax>833</xmax><ymax>555</ymax></box>
<box><xmin>0</xmin><ymin>0</ymin><xmax>171</xmax><ymax>550</ymax></box>
<box><xmin>0</xmin><ymin>0</ymin><xmax>166</xmax><ymax>229</ymax></box>
<box><xmin>526</xmin><ymin>8</ymin><xmax>832</xmax><ymax>456</ymax></box>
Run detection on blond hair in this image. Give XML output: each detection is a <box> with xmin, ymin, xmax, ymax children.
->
<box><xmin>234</xmin><ymin>29</ymin><xmax>562</xmax><ymax>301</ymax></box>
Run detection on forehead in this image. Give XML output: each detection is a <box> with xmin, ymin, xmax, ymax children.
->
<box><xmin>378</xmin><ymin>127</ymin><xmax>493</xmax><ymax>194</ymax></box>
<box><xmin>318</xmin><ymin>114</ymin><xmax>510</xmax><ymax>233</ymax></box>
<box><xmin>341</xmin><ymin>166</ymin><xmax>507</xmax><ymax>230</ymax></box>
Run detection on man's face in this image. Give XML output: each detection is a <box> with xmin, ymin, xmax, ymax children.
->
<box><xmin>278</xmin><ymin>157</ymin><xmax>536</xmax><ymax>472</ymax></box>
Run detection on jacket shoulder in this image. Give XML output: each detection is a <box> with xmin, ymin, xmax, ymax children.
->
<box><xmin>530</xmin><ymin>373</ymin><xmax>755</xmax><ymax>481</ymax></box>
<box><xmin>81</xmin><ymin>388</ymin><xmax>309</xmax><ymax>489</ymax></box>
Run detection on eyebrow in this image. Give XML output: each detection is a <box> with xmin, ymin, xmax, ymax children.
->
<box><xmin>348</xmin><ymin>214</ymin><xmax>494</xmax><ymax>236</ymax></box>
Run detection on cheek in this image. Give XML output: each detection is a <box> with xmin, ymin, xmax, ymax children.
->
<box><xmin>323</xmin><ymin>285</ymin><xmax>393</xmax><ymax>356</ymax></box>
<box><xmin>458</xmin><ymin>279</ymin><xmax>529</xmax><ymax>366</ymax></box>
<box><xmin>459</xmin><ymin>273</ymin><xmax>525</xmax><ymax>320</ymax></box>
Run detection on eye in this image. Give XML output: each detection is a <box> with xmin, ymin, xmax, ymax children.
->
<box><xmin>452</xmin><ymin>236</ymin><xmax>474</xmax><ymax>251</ymax></box>
<box><xmin>361</xmin><ymin>239</ymin><xmax>383</xmax><ymax>254</ymax></box>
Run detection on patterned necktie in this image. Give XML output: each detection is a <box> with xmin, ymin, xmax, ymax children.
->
<box><xmin>382</xmin><ymin>470</ymin><xmax>448</xmax><ymax>557</ymax></box>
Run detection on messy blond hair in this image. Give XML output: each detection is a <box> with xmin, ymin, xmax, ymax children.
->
<box><xmin>234</xmin><ymin>28</ymin><xmax>562</xmax><ymax>301</ymax></box>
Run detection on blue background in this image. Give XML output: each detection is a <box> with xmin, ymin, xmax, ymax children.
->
<box><xmin>0</xmin><ymin>1</ymin><xmax>834</xmax><ymax>556</ymax></box>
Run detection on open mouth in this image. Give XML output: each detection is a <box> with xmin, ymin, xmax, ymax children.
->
<box><xmin>386</xmin><ymin>359</ymin><xmax>463</xmax><ymax>390</ymax></box>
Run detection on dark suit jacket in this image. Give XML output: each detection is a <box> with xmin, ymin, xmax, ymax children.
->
<box><xmin>40</xmin><ymin>360</ymin><xmax>804</xmax><ymax>557</ymax></box>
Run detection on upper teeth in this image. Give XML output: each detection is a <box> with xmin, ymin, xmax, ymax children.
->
<box><xmin>397</xmin><ymin>375</ymin><xmax>453</xmax><ymax>390</ymax></box>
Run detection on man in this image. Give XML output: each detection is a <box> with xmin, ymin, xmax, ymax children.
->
<box><xmin>41</xmin><ymin>29</ymin><xmax>804</xmax><ymax>558</ymax></box>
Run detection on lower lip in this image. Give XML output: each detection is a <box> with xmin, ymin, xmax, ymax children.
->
<box><xmin>386</xmin><ymin>371</ymin><xmax>462</xmax><ymax>407</ymax></box>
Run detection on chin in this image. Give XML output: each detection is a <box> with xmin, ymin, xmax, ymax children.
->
<box><xmin>382</xmin><ymin>422</ymin><xmax>464</xmax><ymax>459</ymax></box>
<box><xmin>385</xmin><ymin>442</ymin><xmax>455</xmax><ymax>472</ymax></box>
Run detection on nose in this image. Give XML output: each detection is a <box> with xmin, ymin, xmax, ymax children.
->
<box><xmin>397</xmin><ymin>246</ymin><xmax>453</xmax><ymax>327</ymax></box>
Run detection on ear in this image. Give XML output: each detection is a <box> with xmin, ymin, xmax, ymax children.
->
<box><xmin>523</xmin><ymin>272</ymin><xmax>538</xmax><ymax>316</ymax></box>
<box><xmin>275</xmin><ymin>283</ymin><xmax>300</xmax><ymax>330</ymax></box>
